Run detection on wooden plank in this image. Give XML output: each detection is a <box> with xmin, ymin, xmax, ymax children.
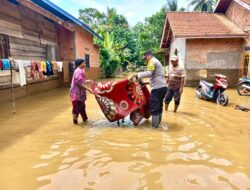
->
<box><xmin>11</xmin><ymin>49</ymin><xmax>46</xmax><ymax>58</ymax></box>
<box><xmin>11</xmin><ymin>55</ymin><xmax>46</xmax><ymax>61</ymax></box>
<box><xmin>37</xmin><ymin>14</ymin><xmax>56</xmax><ymax>31</ymax></box>
<box><xmin>22</xmin><ymin>28</ymin><xmax>40</xmax><ymax>38</ymax></box>
<box><xmin>9</xmin><ymin>37</ymin><xmax>45</xmax><ymax>48</ymax></box>
<box><xmin>43</xmin><ymin>24</ymin><xmax>57</xmax><ymax>33</ymax></box>
<box><xmin>0</xmin><ymin>19</ymin><xmax>23</xmax><ymax>31</ymax></box>
<box><xmin>19</xmin><ymin>5</ymin><xmax>37</xmax><ymax>18</ymax></box>
<box><xmin>41</xmin><ymin>35</ymin><xmax>57</xmax><ymax>44</ymax></box>
<box><xmin>0</xmin><ymin>12</ymin><xmax>22</xmax><ymax>26</ymax></box>
<box><xmin>41</xmin><ymin>38</ymin><xmax>57</xmax><ymax>45</ymax></box>
<box><xmin>41</xmin><ymin>29</ymin><xmax>57</xmax><ymax>39</ymax></box>
<box><xmin>23</xmin><ymin>33</ymin><xmax>41</xmax><ymax>43</ymax></box>
<box><xmin>21</xmin><ymin>20</ymin><xmax>39</xmax><ymax>31</ymax></box>
<box><xmin>16</xmin><ymin>0</ymin><xmax>74</xmax><ymax>31</ymax></box>
<box><xmin>0</xmin><ymin>27</ymin><xmax>23</xmax><ymax>39</ymax></box>
<box><xmin>9</xmin><ymin>43</ymin><xmax>46</xmax><ymax>53</ymax></box>
<box><xmin>0</xmin><ymin>0</ymin><xmax>22</xmax><ymax>20</ymax></box>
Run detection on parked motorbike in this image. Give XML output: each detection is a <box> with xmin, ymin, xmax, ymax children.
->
<box><xmin>196</xmin><ymin>74</ymin><xmax>229</xmax><ymax>106</ymax></box>
<box><xmin>237</xmin><ymin>77</ymin><xmax>250</xmax><ymax>96</ymax></box>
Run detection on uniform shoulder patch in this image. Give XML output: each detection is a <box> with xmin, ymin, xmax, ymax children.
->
<box><xmin>147</xmin><ymin>60</ymin><xmax>155</xmax><ymax>71</ymax></box>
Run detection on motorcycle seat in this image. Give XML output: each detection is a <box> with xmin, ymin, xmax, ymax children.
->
<box><xmin>202</xmin><ymin>80</ymin><xmax>213</xmax><ymax>87</ymax></box>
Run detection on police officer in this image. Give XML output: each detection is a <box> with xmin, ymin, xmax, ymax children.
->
<box><xmin>133</xmin><ymin>50</ymin><xmax>167</xmax><ymax>128</ymax></box>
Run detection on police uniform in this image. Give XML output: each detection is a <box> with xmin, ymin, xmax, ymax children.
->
<box><xmin>137</xmin><ymin>57</ymin><xmax>167</xmax><ymax>128</ymax></box>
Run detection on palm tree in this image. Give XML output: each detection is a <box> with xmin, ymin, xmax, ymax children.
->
<box><xmin>189</xmin><ymin>0</ymin><xmax>218</xmax><ymax>12</ymax></box>
<box><xmin>166</xmin><ymin>0</ymin><xmax>186</xmax><ymax>12</ymax></box>
<box><xmin>166</xmin><ymin>0</ymin><xmax>178</xmax><ymax>11</ymax></box>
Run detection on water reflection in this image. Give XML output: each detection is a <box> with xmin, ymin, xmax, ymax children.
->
<box><xmin>0</xmin><ymin>88</ymin><xmax>249</xmax><ymax>190</ymax></box>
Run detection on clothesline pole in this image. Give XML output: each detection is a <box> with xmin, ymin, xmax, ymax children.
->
<box><xmin>9</xmin><ymin>57</ymin><xmax>16</xmax><ymax>114</ymax></box>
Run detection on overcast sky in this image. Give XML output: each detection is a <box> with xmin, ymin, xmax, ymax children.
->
<box><xmin>50</xmin><ymin>0</ymin><xmax>190</xmax><ymax>27</ymax></box>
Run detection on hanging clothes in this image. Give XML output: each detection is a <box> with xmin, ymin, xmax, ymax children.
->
<box><xmin>0</xmin><ymin>60</ymin><xmax>3</xmax><ymax>70</ymax></box>
<box><xmin>51</xmin><ymin>61</ymin><xmax>58</xmax><ymax>71</ymax></box>
<box><xmin>2</xmin><ymin>59</ymin><xmax>10</xmax><ymax>70</ymax></box>
<box><xmin>11</xmin><ymin>60</ymin><xmax>19</xmax><ymax>71</ymax></box>
<box><xmin>12</xmin><ymin>60</ymin><xmax>27</xmax><ymax>87</ymax></box>
<box><xmin>36</xmin><ymin>61</ymin><xmax>43</xmax><ymax>79</ymax></box>
<box><xmin>30</xmin><ymin>61</ymin><xmax>43</xmax><ymax>79</ymax></box>
<box><xmin>69</xmin><ymin>61</ymin><xmax>75</xmax><ymax>73</ymax></box>
<box><xmin>22</xmin><ymin>60</ymin><xmax>32</xmax><ymax>68</ymax></box>
<box><xmin>30</xmin><ymin>61</ymin><xmax>37</xmax><ymax>79</ymax></box>
<box><xmin>45</xmin><ymin>60</ymin><xmax>53</xmax><ymax>76</ymax></box>
<box><xmin>56</xmin><ymin>61</ymin><xmax>63</xmax><ymax>72</ymax></box>
<box><xmin>41</xmin><ymin>61</ymin><xmax>47</xmax><ymax>74</ymax></box>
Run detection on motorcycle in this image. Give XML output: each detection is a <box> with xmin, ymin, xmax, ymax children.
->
<box><xmin>196</xmin><ymin>74</ymin><xmax>229</xmax><ymax>106</ymax></box>
<box><xmin>237</xmin><ymin>77</ymin><xmax>250</xmax><ymax>96</ymax></box>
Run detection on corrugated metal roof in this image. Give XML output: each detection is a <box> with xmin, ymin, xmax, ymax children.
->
<box><xmin>30</xmin><ymin>0</ymin><xmax>103</xmax><ymax>40</ymax></box>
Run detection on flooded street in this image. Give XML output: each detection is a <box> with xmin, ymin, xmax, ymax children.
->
<box><xmin>0</xmin><ymin>87</ymin><xmax>250</xmax><ymax>190</ymax></box>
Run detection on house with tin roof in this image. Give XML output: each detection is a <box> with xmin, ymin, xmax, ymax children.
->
<box><xmin>160</xmin><ymin>0</ymin><xmax>250</xmax><ymax>86</ymax></box>
<box><xmin>0</xmin><ymin>0</ymin><xmax>102</xmax><ymax>102</ymax></box>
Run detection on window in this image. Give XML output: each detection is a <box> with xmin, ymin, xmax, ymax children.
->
<box><xmin>85</xmin><ymin>54</ymin><xmax>90</xmax><ymax>68</ymax></box>
<box><xmin>0</xmin><ymin>35</ymin><xmax>10</xmax><ymax>59</ymax></box>
<box><xmin>243</xmin><ymin>52</ymin><xmax>249</xmax><ymax>77</ymax></box>
<box><xmin>47</xmin><ymin>44</ymin><xmax>59</xmax><ymax>60</ymax></box>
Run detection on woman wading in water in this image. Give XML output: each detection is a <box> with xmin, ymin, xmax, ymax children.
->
<box><xmin>70</xmin><ymin>59</ymin><xmax>92</xmax><ymax>125</ymax></box>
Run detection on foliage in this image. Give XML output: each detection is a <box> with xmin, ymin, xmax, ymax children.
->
<box><xmin>189</xmin><ymin>0</ymin><xmax>218</xmax><ymax>12</ymax></box>
<box><xmin>100</xmin><ymin>33</ymin><xmax>120</xmax><ymax>78</ymax></box>
<box><xmin>78</xmin><ymin>0</ymin><xmax>187</xmax><ymax>77</ymax></box>
<box><xmin>166</xmin><ymin>0</ymin><xmax>186</xmax><ymax>12</ymax></box>
<box><xmin>132</xmin><ymin>8</ymin><xmax>167</xmax><ymax>65</ymax></box>
<box><xmin>132</xmin><ymin>0</ymin><xmax>186</xmax><ymax>66</ymax></box>
<box><xmin>166</xmin><ymin>0</ymin><xmax>178</xmax><ymax>11</ymax></box>
<box><xmin>79</xmin><ymin>8</ymin><xmax>105</xmax><ymax>30</ymax></box>
<box><xmin>79</xmin><ymin>7</ymin><xmax>133</xmax><ymax>77</ymax></box>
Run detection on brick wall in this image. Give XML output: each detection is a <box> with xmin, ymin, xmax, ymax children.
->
<box><xmin>226</xmin><ymin>1</ymin><xmax>250</xmax><ymax>31</ymax></box>
<box><xmin>226</xmin><ymin>1</ymin><xmax>250</xmax><ymax>46</ymax></box>
<box><xmin>185</xmin><ymin>38</ymin><xmax>244</xmax><ymax>86</ymax></box>
<box><xmin>57</xmin><ymin>25</ymin><xmax>75</xmax><ymax>62</ymax></box>
<box><xmin>186</xmin><ymin>38</ymin><xmax>243</xmax><ymax>64</ymax></box>
<box><xmin>75</xmin><ymin>26</ymin><xmax>100</xmax><ymax>80</ymax></box>
<box><xmin>57</xmin><ymin>25</ymin><xmax>100</xmax><ymax>81</ymax></box>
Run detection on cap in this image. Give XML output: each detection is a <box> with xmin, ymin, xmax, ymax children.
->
<box><xmin>170</xmin><ymin>55</ymin><xmax>179</xmax><ymax>61</ymax></box>
<box><xmin>142</xmin><ymin>50</ymin><xmax>154</xmax><ymax>59</ymax></box>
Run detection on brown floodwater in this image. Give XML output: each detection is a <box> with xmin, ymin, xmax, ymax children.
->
<box><xmin>0</xmin><ymin>87</ymin><xmax>249</xmax><ymax>190</ymax></box>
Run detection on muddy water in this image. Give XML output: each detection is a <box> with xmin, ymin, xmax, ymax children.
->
<box><xmin>0</xmin><ymin>87</ymin><xmax>249</xmax><ymax>190</ymax></box>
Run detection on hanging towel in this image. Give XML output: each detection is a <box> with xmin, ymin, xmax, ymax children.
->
<box><xmin>56</xmin><ymin>61</ymin><xmax>63</xmax><ymax>72</ymax></box>
<box><xmin>30</xmin><ymin>61</ymin><xmax>37</xmax><ymax>79</ymax></box>
<box><xmin>12</xmin><ymin>61</ymin><xmax>19</xmax><ymax>71</ymax></box>
<box><xmin>22</xmin><ymin>60</ymin><xmax>32</xmax><ymax>68</ymax></box>
<box><xmin>36</xmin><ymin>61</ymin><xmax>43</xmax><ymax>79</ymax></box>
<box><xmin>45</xmin><ymin>60</ymin><xmax>53</xmax><ymax>76</ymax></box>
<box><xmin>51</xmin><ymin>61</ymin><xmax>58</xmax><ymax>71</ymax></box>
<box><xmin>69</xmin><ymin>61</ymin><xmax>75</xmax><ymax>73</ymax></box>
<box><xmin>41</xmin><ymin>61</ymin><xmax>47</xmax><ymax>73</ymax></box>
<box><xmin>12</xmin><ymin>60</ymin><xmax>27</xmax><ymax>87</ymax></box>
<box><xmin>2</xmin><ymin>59</ymin><xmax>11</xmax><ymax>70</ymax></box>
<box><xmin>0</xmin><ymin>60</ymin><xmax>3</xmax><ymax>70</ymax></box>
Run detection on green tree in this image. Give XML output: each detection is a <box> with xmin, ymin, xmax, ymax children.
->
<box><xmin>166</xmin><ymin>0</ymin><xmax>178</xmax><ymax>11</ymax></box>
<box><xmin>100</xmin><ymin>33</ymin><xmax>120</xmax><ymax>78</ymax></box>
<box><xmin>132</xmin><ymin>7</ymin><xmax>167</xmax><ymax>65</ymax></box>
<box><xmin>166</xmin><ymin>0</ymin><xmax>186</xmax><ymax>11</ymax></box>
<box><xmin>79</xmin><ymin>8</ymin><xmax>105</xmax><ymax>30</ymax></box>
<box><xmin>189</xmin><ymin>0</ymin><xmax>217</xmax><ymax>12</ymax></box>
<box><xmin>132</xmin><ymin>1</ymin><xmax>186</xmax><ymax>66</ymax></box>
<box><xmin>79</xmin><ymin>7</ymin><xmax>134</xmax><ymax>77</ymax></box>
